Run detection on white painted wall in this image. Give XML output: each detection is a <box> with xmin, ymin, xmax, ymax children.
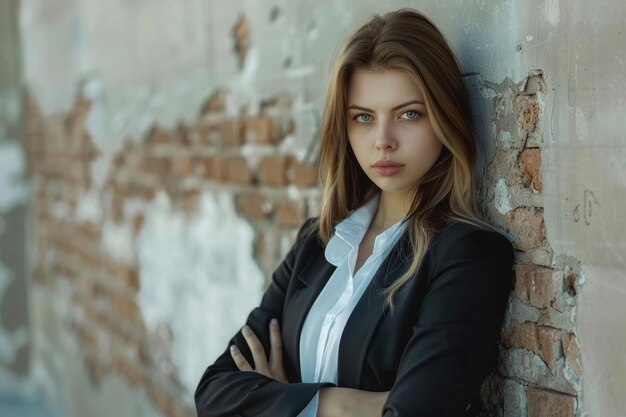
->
<box><xmin>135</xmin><ymin>190</ymin><xmax>264</xmax><ymax>392</ymax></box>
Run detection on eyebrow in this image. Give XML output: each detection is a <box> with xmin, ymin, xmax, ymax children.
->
<box><xmin>347</xmin><ymin>99</ymin><xmax>425</xmax><ymax>112</ymax></box>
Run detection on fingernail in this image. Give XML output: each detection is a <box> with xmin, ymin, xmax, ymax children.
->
<box><xmin>270</xmin><ymin>319</ymin><xmax>278</xmax><ymax>326</ymax></box>
<box><xmin>242</xmin><ymin>325</ymin><xmax>250</xmax><ymax>334</ymax></box>
<box><xmin>230</xmin><ymin>345</ymin><xmax>238</xmax><ymax>351</ymax></box>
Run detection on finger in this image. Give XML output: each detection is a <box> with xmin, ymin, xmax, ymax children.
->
<box><xmin>241</xmin><ymin>325</ymin><xmax>269</xmax><ymax>373</ymax></box>
<box><xmin>268</xmin><ymin>319</ymin><xmax>287</xmax><ymax>380</ymax></box>
<box><xmin>230</xmin><ymin>345</ymin><xmax>253</xmax><ymax>371</ymax></box>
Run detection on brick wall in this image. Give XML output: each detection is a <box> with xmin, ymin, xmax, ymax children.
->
<box><xmin>24</xmin><ymin>88</ymin><xmax>322</xmax><ymax>417</ymax></box>
<box><xmin>24</xmin><ymin>69</ymin><xmax>584</xmax><ymax>417</ymax></box>
<box><xmin>476</xmin><ymin>71</ymin><xmax>583</xmax><ymax>416</ymax></box>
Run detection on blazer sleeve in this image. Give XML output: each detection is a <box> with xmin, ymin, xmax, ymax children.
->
<box><xmin>194</xmin><ymin>217</ymin><xmax>336</xmax><ymax>417</ymax></box>
<box><xmin>382</xmin><ymin>229</ymin><xmax>514</xmax><ymax>417</ymax></box>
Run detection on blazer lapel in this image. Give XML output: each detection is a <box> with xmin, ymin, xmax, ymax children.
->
<box><xmin>336</xmin><ymin>221</ymin><xmax>461</xmax><ymax>387</ymax></box>
<box><xmin>337</xmin><ymin>233</ymin><xmax>412</xmax><ymax>387</ymax></box>
<box><xmin>283</xmin><ymin>247</ymin><xmax>336</xmax><ymax>383</ymax></box>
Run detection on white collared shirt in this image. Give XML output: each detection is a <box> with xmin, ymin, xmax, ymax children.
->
<box><xmin>296</xmin><ymin>192</ymin><xmax>408</xmax><ymax>417</ymax></box>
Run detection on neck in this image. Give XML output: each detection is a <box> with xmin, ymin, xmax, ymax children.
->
<box><xmin>370</xmin><ymin>190</ymin><xmax>414</xmax><ymax>232</ymax></box>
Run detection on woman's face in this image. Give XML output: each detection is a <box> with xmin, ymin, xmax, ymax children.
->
<box><xmin>346</xmin><ymin>68</ymin><xmax>442</xmax><ymax>199</ymax></box>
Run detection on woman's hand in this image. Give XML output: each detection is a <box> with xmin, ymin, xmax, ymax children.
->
<box><xmin>230</xmin><ymin>318</ymin><xmax>289</xmax><ymax>384</ymax></box>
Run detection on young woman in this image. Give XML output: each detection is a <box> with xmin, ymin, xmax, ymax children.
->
<box><xmin>195</xmin><ymin>8</ymin><xmax>514</xmax><ymax>417</ymax></box>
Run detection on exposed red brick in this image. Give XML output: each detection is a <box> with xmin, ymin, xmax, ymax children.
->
<box><xmin>236</xmin><ymin>193</ymin><xmax>272</xmax><ymax>220</ymax></box>
<box><xmin>147</xmin><ymin>378</ymin><xmax>183</xmax><ymax>417</ymax></box>
<box><xmin>195</xmin><ymin>123</ymin><xmax>217</xmax><ymax>145</ymax></box>
<box><xmin>113</xmin><ymin>352</ymin><xmax>143</xmax><ymax>386</ymax></box>
<box><xmin>121</xmin><ymin>136</ymin><xmax>136</xmax><ymax>154</ymax></box>
<box><xmin>502</xmin><ymin>322</ymin><xmax>561</xmax><ymax>369</ymax></box>
<box><xmin>220</xmin><ymin>119</ymin><xmax>245</xmax><ymax>146</ymax></box>
<box><xmin>91</xmin><ymin>281</ymin><xmax>108</xmax><ymax>299</ymax></box>
<box><xmin>113</xmin><ymin>152</ymin><xmax>126</xmax><ymax>169</ymax></box>
<box><xmin>198</xmin><ymin>156</ymin><xmax>215</xmax><ymax>177</ymax></box>
<box><xmin>111</xmin><ymin>292</ymin><xmax>142</xmax><ymax>325</ymax></box>
<box><xmin>565</xmin><ymin>273</ymin><xmax>578</xmax><ymax>297</ymax></box>
<box><xmin>74</xmin><ymin>222</ymin><xmax>101</xmax><ymax>241</ymax></box>
<box><xmin>64</xmin><ymin>98</ymin><xmax>92</xmax><ymax>136</ymax></box>
<box><xmin>121</xmin><ymin>267</ymin><xmax>141</xmax><ymax>292</ymax></box>
<box><xmin>203</xmin><ymin>155</ymin><xmax>228</xmax><ymax>180</ymax></box>
<box><xmin>505</xmin><ymin>207</ymin><xmax>546</xmax><ymax>251</ymax></box>
<box><xmin>200</xmin><ymin>90</ymin><xmax>227</xmax><ymax>116</ymax></box>
<box><xmin>519</xmin><ymin>148</ymin><xmax>543</xmax><ymax>191</ymax></box>
<box><xmin>562</xmin><ymin>332</ymin><xmax>583</xmax><ymax>377</ymax></box>
<box><xmin>71</xmin><ymin>321</ymin><xmax>98</xmax><ymax>350</ymax></box>
<box><xmin>225</xmin><ymin>156</ymin><xmax>254</xmax><ymax>184</ymax></box>
<box><xmin>258</xmin><ymin>155</ymin><xmax>291</xmax><ymax>186</ymax></box>
<box><xmin>275</xmin><ymin>200</ymin><xmax>305</xmax><ymax>228</ymax></box>
<box><xmin>233</xmin><ymin>16</ymin><xmax>251</xmax><ymax>69</ymax></box>
<box><xmin>145</xmin><ymin>124</ymin><xmax>172</xmax><ymax>145</ymax></box>
<box><xmin>289</xmin><ymin>160</ymin><xmax>319</xmax><ymax>187</ymax></box>
<box><xmin>527</xmin><ymin>388</ymin><xmax>574</xmax><ymax>417</ymax></box>
<box><xmin>245</xmin><ymin>117</ymin><xmax>278</xmax><ymax>144</ymax></box>
<box><xmin>111</xmin><ymin>190</ymin><xmax>125</xmax><ymax>223</ymax></box>
<box><xmin>178</xmin><ymin>189</ymin><xmax>200</xmax><ymax>214</ymax></box>
<box><xmin>175</xmin><ymin>123</ymin><xmax>191</xmax><ymax>146</ymax></box>
<box><xmin>141</xmin><ymin>156</ymin><xmax>171</xmax><ymax>176</ymax></box>
<box><xmin>100</xmin><ymin>308</ymin><xmax>139</xmax><ymax>346</ymax></box>
<box><xmin>138</xmin><ymin>342</ymin><xmax>153</xmax><ymax>367</ymax></box>
<box><xmin>127</xmin><ymin>182</ymin><xmax>156</xmax><ymax>200</ymax></box>
<box><xmin>55</xmin><ymin>263</ymin><xmax>78</xmax><ymax>282</ymax></box>
<box><xmin>514</xmin><ymin>264</ymin><xmax>557</xmax><ymax>309</ymax></box>
<box><xmin>172</xmin><ymin>157</ymin><xmax>194</xmax><ymax>176</ymax></box>
<box><xmin>54</xmin><ymin>238</ymin><xmax>102</xmax><ymax>269</ymax></box>
<box><xmin>514</xmin><ymin>95</ymin><xmax>540</xmax><ymax>133</ymax></box>
<box><xmin>132</xmin><ymin>213</ymin><xmax>145</xmax><ymax>235</ymax></box>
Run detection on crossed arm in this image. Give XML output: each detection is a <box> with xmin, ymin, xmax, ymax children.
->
<box><xmin>229</xmin><ymin>318</ymin><xmax>389</xmax><ymax>417</ymax></box>
<box><xmin>194</xmin><ymin>220</ymin><xmax>513</xmax><ymax>417</ymax></box>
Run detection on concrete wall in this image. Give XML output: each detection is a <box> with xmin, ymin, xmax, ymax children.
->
<box><xmin>0</xmin><ymin>0</ymin><xmax>31</xmax><ymax>394</ymax></box>
<box><xmin>0</xmin><ymin>0</ymin><xmax>624</xmax><ymax>416</ymax></box>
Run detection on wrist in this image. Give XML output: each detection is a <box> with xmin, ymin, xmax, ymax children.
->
<box><xmin>317</xmin><ymin>387</ymin><xmax>348</xmax><ymax>417</ymax></box>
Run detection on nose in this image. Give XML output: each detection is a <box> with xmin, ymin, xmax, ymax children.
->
<box><xmin>375</xmin><ymin>121</ymin><xmax>397</xmax><ymax>151</ymax></box>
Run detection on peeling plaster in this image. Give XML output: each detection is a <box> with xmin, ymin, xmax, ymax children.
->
<box><xmin>101</xmin><ymin>220</ymin><xmax>135</xmax><ymax>265</ymax></box>
<box><xmin>75</xmin><ymin>189</ymin><xmax>103</xmax><ymax>223</ymax></box>
<box><xmin>136</xmin><ymin>190</ymin><xmax>264</xmax><ymax>391</ymax></box>
<box><xmin>498</xmin><ymin>129</ymin><xmax>512</xmax><ymax>141</ymax></box>
<box><xmin>17</xmin><ymin>1</ymin><xmax>626</xmax><ymax>416</ymax></box>
<box><xmin>495</xmin><ymin>178</ymin><xmax>513</xmax><ymax>214</ymax></box>
<box><xmin>29</xmin><ymin>285</ymin><xmax>167</xmax><ymax>417</ymax></box>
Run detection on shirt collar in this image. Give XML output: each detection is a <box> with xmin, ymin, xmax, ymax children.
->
<box><xmin>371</xmin><ymin>220</ymin><xmax>406</xmax><ymax>255</ymax></box>
<box><xmin>324</xmin><ymin>193</ymin><xmax>408</xmax><ymax>266</ymax></box>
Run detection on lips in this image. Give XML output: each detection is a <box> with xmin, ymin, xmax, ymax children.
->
<box><xmin>372</xmin><ymin>160</ymin><xmax>404</xmax><ymax>176</ymax></box>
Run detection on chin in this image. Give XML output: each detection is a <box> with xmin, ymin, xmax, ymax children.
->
<box><xmin>373</xmin><ymin>183</ymin><xmax>414</xmax><ymax>195</ymax></box>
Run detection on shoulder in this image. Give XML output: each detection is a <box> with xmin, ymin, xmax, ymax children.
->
<box><xmin>429</xmin><ymin>221</ymin><xmax>514</xmax><ymax>267</ymax></box>
<box><xmin>295</xmin><ymin>216</ymin><xmax>321</xmax><ymax>242</ymax></box>
<box><xmin>290</xmin><ymin>216</ymin><xmax>323</xmax><ymax>255</ymax></box>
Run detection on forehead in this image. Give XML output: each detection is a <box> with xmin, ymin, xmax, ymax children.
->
<box><xmin>347</xmin><ymin>68</ymin><xmax>424</xmax><ymax>106</ymax></box>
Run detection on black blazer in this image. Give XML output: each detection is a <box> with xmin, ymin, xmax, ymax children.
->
<box><xmin>195</xmin><ymin>217</ymin><xmax>514</xmax><ymax>417</ymax></box>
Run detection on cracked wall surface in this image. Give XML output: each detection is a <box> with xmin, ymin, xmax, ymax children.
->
<box><xmin>2</xmin><ymin>1</ymin><xmax>625</xmax><ymax>417</ymax></box>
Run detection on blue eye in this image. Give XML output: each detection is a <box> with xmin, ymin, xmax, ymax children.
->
<box><xmin>354</xmin><ymin>113</ymin><xmax>373</xmax><ymax>122</ymax></box>
<box><xmin>402</xmin><ymin>110</ymin><xmax>422</xmax><ymax>120</ymax></box>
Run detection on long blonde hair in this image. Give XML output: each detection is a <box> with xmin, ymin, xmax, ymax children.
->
<box><xmin>315</xmin><ymin>8</ymin><xmax>499</xmax><ymax>314</ymax></box>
